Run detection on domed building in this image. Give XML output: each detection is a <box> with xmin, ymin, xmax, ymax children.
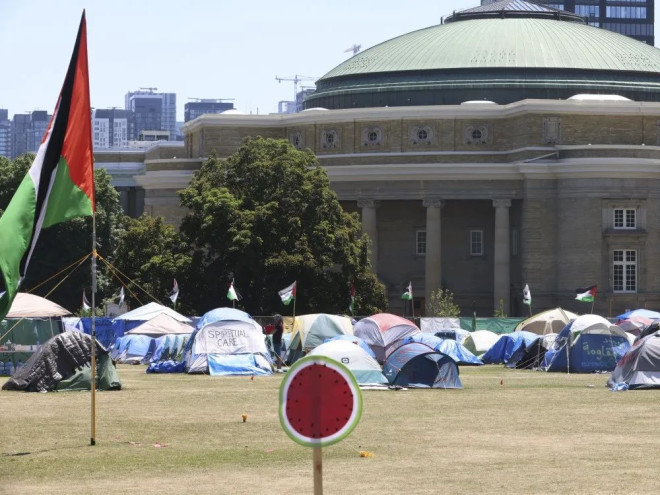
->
<box><xmin>97</xmin><ymin>0</ymin><xmax>660</xmax><ymax>316</ymax></box>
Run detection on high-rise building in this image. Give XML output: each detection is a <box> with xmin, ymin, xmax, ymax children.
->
<box><xmin>10</xmin><ymin>110</ymin><xmax>50</xmax><ymax>159</ymax></box>
<box><xmin>481</xmin><ymin>0</ymin><xmax>654</xmax><ymax>45</ymax></box>
<box><xmin>184</xmin><ymin>99</ymin><xmax>234</xmax><ymax>122</ymax></box>
<box><xmin>0</xmin><ymin>109</ymin><xmax>11</xmax><ymax>158</ymax></box>
<box><xmin>92</xmin><ymin>108</ymin><xmax>130</xmax><ymax>148</ymax></box>
<box><xmin>124</xmin><ymin>89</ymin><xmax>176</xmax><ymax>140</ymax></box>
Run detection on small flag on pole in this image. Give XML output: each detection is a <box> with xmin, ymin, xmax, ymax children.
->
<box><xmin>117</xmin><ymin>286</ymin><xmax>125</xmax><ymax>307</ymax></box>
<box><xmin>82</xmin><ymin>289</ymin><xmax>91</xmax><ymax>311</ymax></box>
<box><xmin>349</xmin><ymin>283</ymin><xmax>355</xmax><ymax>315</ymax></box>
<box><xmin>523</xmin><ymin>284</ymin><xmax>532</xmax><ymax>306</ymax></box>
<box><xmin>227</xmin><ymin>279</ymin><xmax>240</xmax><ymax>301</ymax></box>
<box><xmin>575</xmin><ymin>285</ymin><xmax>597</xmax><ymax>302</ymax></box>
<box><xmin>401</xmin><ymin>282</ymin><xmax>413</xmax><ymax>301</ymax></box>
<box><xmin>169</xmin><ymin>278</ymin><xmax>179</xmax><ymax>304</ymax></box>
<box><xmin>278</xmin><ymin>281</ymin><xmax>297</xmax><ymax>305</ymax></box>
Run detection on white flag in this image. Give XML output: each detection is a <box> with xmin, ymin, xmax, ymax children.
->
<box><xmin>523</xmin><ymin>284</ymin><xmax>531</xmax><ymax>306</ymax></box>
<box><xmin>117</xmin><ymin>286</ymin><xmax>125</xmax><ymax>307</ymax></box>
<box><xmin>169</xmin><ymin>278</ymin><xmax>179</xmax><ymax>304</ymax></box>
<box><xmin>82</xmin><ymin>289</ymin><xmax>91</xmax><ymax>311</ymax></box>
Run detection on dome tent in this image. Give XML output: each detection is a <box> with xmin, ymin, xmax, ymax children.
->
<box><xmin>353</xmin><ymin>313</ymin><xmax>421</xmax><ymax>363</ymax></box>
<box><xmin>400</xmin><ymin>333</ymin><xmax>482</xmax><ymax>366</ymax></box>
<box><xmin>286</xmin><ymin>314</ymin><xmax>353</xmax><ymax>364</ymax></box>
<box><xmin>182</xmin><ymin>308</ymin><xmax>271</xmax><ymax>375</ymax></box>
<box><xmin>383</xmin><ymin>342</ymin><xmax>462</xmax><ymax>389</ymax></box>
<box><xmin>608</xmin><ymin>330</ymin><xmax>660</xmax><ymax>389</ymax></box>
<box><xmin>309</xmin><ymin>339</ymin><xmax>388</xmax><ymax>386</ymax></box>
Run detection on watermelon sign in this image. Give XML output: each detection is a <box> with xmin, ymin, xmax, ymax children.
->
<box><xmin>279</xmin><ymin>355</ymin><xmax>362</xmax><ymax>448</ymax></box>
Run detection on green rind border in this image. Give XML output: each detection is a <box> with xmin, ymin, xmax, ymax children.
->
<box><xmin>279</xmin><ymin>355</ymin><xmax>363</xmax><ymax>448</ymax></box>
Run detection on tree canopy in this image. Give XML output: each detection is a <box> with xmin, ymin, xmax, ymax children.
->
<box><xmin>178</xmin><ymin>137</ymin><xmax>386</xmax><ymax>316</ymax></box>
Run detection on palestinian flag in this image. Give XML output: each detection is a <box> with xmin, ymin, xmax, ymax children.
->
<box><xmin>278</xmin><ymin>281</ymin><xmax>296</xmax><ymax>305</ymax></box>
<box><xmin>575</xmin><ymin>285</ymin><xmax>597</xmax><ymax>303</ymax></box>
<box><xmin>82</xmin><ymin>289</ymin><xmax>91</xmax><ymax>311</ymax></box>
<box><xmin>0</xmin><ymin>12</ymin><xmax>94</xmax><ymax>321</ymax></box>
<box><xmin>227</xmin><ymin>279</ymin><xmax>240</xmax><ymax>301</ymax></box>
<box><xmin>523</xmin><ymin>284</ymin><xmax>532</xmax><ymax>306</ymax></box>
<box><xmin>401</xmin><ymin>282</ymin><xmax>413</xmax><ymax>301</ymax></box>
<box><xmin>169</xmin><ymin>278</ymin><xmax>179</xmax><ymax>304</ymax></box>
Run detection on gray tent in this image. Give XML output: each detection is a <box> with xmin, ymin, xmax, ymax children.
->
<box><xmin>608</xmin><ymin>331</ymin><xmax>660</xmax><ymax>390</ymax></box>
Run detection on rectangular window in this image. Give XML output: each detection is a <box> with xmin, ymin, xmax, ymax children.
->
<box><xmin>416</xmin><ymin>230</ymin><xmax>426</xmax><ymax>255</ymax></box>
<box><xmin>470</xmin><ymin>230</ymin><xmax>483</xmax><ymax>256</ymax></box>
<box><xmin>614</xmin><ymin>208</ymin><xmax>636</xmax><ymax>229</ymax></box>
<box><xmin>613</xmin><ymin>249</ymin><xmax>637</xmax><ymax>292</ymax></box>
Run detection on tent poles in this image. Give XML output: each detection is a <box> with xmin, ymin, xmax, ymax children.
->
<box><xmin>90</xmin><ymin>214</ymin><xmax>97</xmax><ymax>446</ymax></box>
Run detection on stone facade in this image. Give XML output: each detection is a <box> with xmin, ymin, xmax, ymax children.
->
<box><xmin>95</xmin><ymin>100</ymin><xmax>660</xmax><ymax>317</ymax></box>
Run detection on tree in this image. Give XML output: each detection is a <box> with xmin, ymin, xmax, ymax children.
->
<box><xmin>426</xmin><ymin>288</ymin><xmax>461</xmax><ymax>317</ymax></box>
<box><xmin>178</xmin><ymin>137</ymin><xmax>386</xmax><ymax>315</ymax></box>
<box><xmin>111</xmin><ymin>214</ymin><xmax>192</xmax><ymax>312</ymax></box>
<box><xmin>0</xmin><ymin>155</ymin><xmax>126</xmax><ymax>312</ymax></box>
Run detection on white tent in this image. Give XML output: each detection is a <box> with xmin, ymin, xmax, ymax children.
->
<box><xmin>515</xmin><ymin>308</ymin><xmax>578</xmax><ymax>335</ymax></box>
<box><xmin>113</xmin><ymin>302</ymin><xmax>191</xmax><ymax>323</ymax></box>
<box><xmin>124</xmin><ymin>313</ymin><xmax>194</xmax><ymax>337</ymax></box>
<box><xmin>6</xmin><ymin>293</ymin><xmax>71</xmax><ymax>318</ymax></box>
<box><xmin>462</xmin><ymin>330</ymin><xmax>499</xmax><ymax>357</ymax></box>
<box><xmin>308</xmin><ymin>339</ymin><xmax>388</xmax><ymax>386</ymax></box>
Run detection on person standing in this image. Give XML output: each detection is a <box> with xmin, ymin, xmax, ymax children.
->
<box><xmin>272</xmin><ymin>314</ymin><xmax>284</xmax><ymax>371</ymax></box>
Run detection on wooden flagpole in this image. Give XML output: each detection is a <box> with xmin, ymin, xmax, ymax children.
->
<box><xmin>313</xmin><ymin>446</ymin><xmax>323</xmax><ymax>494</ymax></box>
<box><xmin>90</xmin><ymin>215</ymin><xmax>97</xmax><ymax>446</ymax></box>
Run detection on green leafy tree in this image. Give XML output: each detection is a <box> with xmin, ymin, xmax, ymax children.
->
<box><xmin>178</xmin><ymin>137</ymin><xmax>386</xmax><ymax>315</ymax></box>
<box><xmin>0</xmin><ymin>155</ymin><xmax>125</xmax><ymax>312</ymax></box>
<box><xmin>426</xmin><ymin>288</ymin><xmax>461</xmax><ymax>317</ymax></box>
<box><xmin>111</xmin><ymin>214</ymin><xmax>192</xmax><ymax>312</ymax></box>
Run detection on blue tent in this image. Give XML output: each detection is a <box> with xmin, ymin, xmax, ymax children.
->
<box><xmin>62</xmin><ymin>317</ymin><xmax>117</xmax><ymax>349</ymax></box>
<box><xmin>403</xmin><ymin>334</ymin><xmax>482</xmax><ymax>366</ymax></box>
<box><xmin>507</xmin><ymin>334</ymin><xmax>557</xmax><ymax>369</ymax></box>
<box><xmin>150</xmin><ymin>334</ymin><xmax>188</xmax><ymax>363</ymax></box>
<box><xmin>542</xmin><ymin>315</ymin><xmax>630</xmax><ymax>373</ymax></box>
<box><xmin>111</xmin><ymin>334</ymin><xmax>155</xmax><ymax>363</ymax></box>
<box><xmin>324</xmin><ymin>334</ymin><xmax>376</xmax><ymax>358</ymax></box>
<box><xmin>383</xmin><ymin>342</ymin><xmax>462</xmax><ymax>389</ymax></box>
<box><xmin>481</xmin><ymin>331</ymin><xmax>538</xmax><ymax>364</ymax></box>
<box><xmin>616</xmin><ymin>309</ymin><xmax>660</xmax><ymax>320</ymax></box>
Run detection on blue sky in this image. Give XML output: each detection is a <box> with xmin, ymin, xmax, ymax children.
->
<box><xmin>1</xmin><ymin>0</ymin><xmax>657</xmax><ymax>120</ymax></box>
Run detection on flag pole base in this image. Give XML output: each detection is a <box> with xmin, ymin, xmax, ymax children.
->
<box><xmin>90</xmin><ymin>438</ymin><xmax>96</xmax><ymax>446</ymax></box>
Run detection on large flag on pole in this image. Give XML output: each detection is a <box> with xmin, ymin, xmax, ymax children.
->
<box><xmin>169</xmin><ymin>278</ymin><xmax>179</xmax><ymax>304</ymax></box>
<box><xmin>575</xmin><ymin>285</ymin><xmax>597</xmax><ymax>302</ymax></box>
<box><xmin>278</xmin><ymin>281</ymin><xmax>297</xmax><ymax>305</ymax></box>
<box><xmin>0</xmin><ymin>12</ymin><xmax>94</xmax><ymax>321</ymax></box>
<box><xmin>401</xmin><ymin>282</ymin><xmax>413</xmax><ymax>301</ymax></box>
<box><xmin>117</xmin><ymin>286</ymin><xmax>125</xmax><ymax>307</ymax></box>
<box><xmin>522</xmin><ymin>284</ymin><xmax>532</xmax><ymax>306</ymax></box>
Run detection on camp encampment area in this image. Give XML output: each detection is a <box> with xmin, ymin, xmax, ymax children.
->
<box><xmin>2</xmin><ymin>364</ymin><xmax>659</xmax><ymax>494</ymax></box>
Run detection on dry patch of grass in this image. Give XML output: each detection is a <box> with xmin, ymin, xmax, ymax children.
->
<box><xmin>1</xmin><ymin>365</ymin><xmax>658</xmax><ymax>494</ymax></box>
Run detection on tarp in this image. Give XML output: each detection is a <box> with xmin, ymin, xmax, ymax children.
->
<box><xmin>481</xmin><ymin>331</ymin><xmax>538</xmax><ymax>364</ymax></box>
<box><xmin>150</xmin><ymin>334</ymin><xmax>189</xmax><ymax>362</ymax></box>
<box><xmin>542</xmin><ymin>314</ymin><xmax>630</xmax><ymax>373</ymax></box>
<box><xmin>515</xmin><ymin>308</ymin><xmax>578</xmax><ymax>335</ymax></box>
<box><xmin>383</xmin><ymin>342</ymin><xmax>462</xmax><ymax>389</ymax></box>
<box><xmin>5</xmin><ymin>292</ymin><xmax>70</xmax><ymax>318</ymax></box>
<box><xmin>113</xmin><ymin>302</ymin><xmax>191</xmax><ymax>323</ymax></box>
<box><xmin>62</xmin><ymin>317</ymin><xmax>116</xmax><ymax>349</ymax></box>
<box><xmin>462</xmin><ymin>330</ymin><xmax>499</xmax><ymax>357</ymax></box>
<box><xmin>402</xmin><ymin>334</ymin><xmax>482</xmax><ymax>366</ymax></box>
<box><xmin>608</xmin><ymin>331</ymin><xmax>660</xmax><ymax>389</ymax></box>
<box><xmin>460</xmin><ymin>317</ymin><xmax>524</xmax><ymax>334</ymax></box>
<box><xmin>309</xmin><ymin>339</ymin><xmax>388</xmax><ymax>385</ymax></box>
<box><xmin>208</xmin><ymin>354</ymin><xmax>272</xmax><ymax>376</ymax></box>
<box><xmin>125</xmin><ymin>313</ymin><xmax>194</xmax><ymax>337</ymax></box>
<box><xmin>2</xmin><ymin>331</ymin><xmax>121</xmax><ymax>392</ymax></box>
<box><xmin>354</xmin><ymin>313</ymin><xmax>420</xmax><ymax>362</ymax></box>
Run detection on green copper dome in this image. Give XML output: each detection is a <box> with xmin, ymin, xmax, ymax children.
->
<box><xmin>305</xmin><ymin>2</ymin><xmax>660</xmax><ymax>109</ymax></box>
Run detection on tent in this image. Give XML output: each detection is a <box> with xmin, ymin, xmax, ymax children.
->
<box><xmin>287</xmin><ymin>314</ymin><xmax>353</xmax><ymax>363</ymax></box>
<box><xmin>401</xmin><ymin>334</ymin><xmax>482</xmax><ymax>366</ymax></box>
<box><xmin>183</xmin><ymin>307</ymin><xmax>272</xmax><ymax>375</ymax></box>
<box><xmin>383</xmin><ymin>342</ymin><xmax>462</xmax><ymax>389</ymax></box>
<box><xmin>149</xmin><ymin>334</ymin><xmax>189</xmax><ymax>363</ymax></box>
<box><xmin>542</xmin><ymin>314</ymin><xmax>630</xmax><ymax>373</ymax></box>
<box><xmin>62</xmin><ymin>317</ymin><xmax>116</xmax><ymax>349</ymax></box>
<box><xmin>508</xmin><ymin>333</ymin><xmax>557</xmax><ymax>369</ymax></box>
<box><xmin>2</xmin><ymin>331</ymin><xmax>121</xmax><ymax>392</ymax></box>
<box><xmin>125</xmin><ymin>313</ymin><xmax>194</xmax><ymax>337</ymax></box>
<box><xmin>420</xmin><ymin>317</ymin><xmax>461</xmax><ymax>333</ymax></box>
<box><xmin>111</xmin><ymin>334</ymin><xmax>155</xmax><ymax>364</ymax></box>
<box><xmin>615</xmin><ymin>316</ymin><xmax>654</xmax><ymax>337</ymax></box>
<box><xmin>5</xmin><ymin>292</ymin><xmax>71</xmax><ymax>318</ymax></box>
<box><xmin>481</xmin><ymin>331</ymin><xmax>538</xmax><ymax>364</ymax></box>
<box><xmin>462</xmin><ymin>330</ymin><xmax>499</xmax><ymax>358</ymax></box>
<box><xmin>608</xmin><ymin>330</ymin><xmax>660</xmax><ymax>389</ymax></box>
<box><xmin>433</xmin><ymin>328</ymin><xmax>470</xmax><ymax>344</ymax></box>
<box><xmin>324</xmin><ymin>335</ymin><xmax>376</xmax><ymax>358</ymax></box>
<box><xmin>514</xmin><ymin>308</ymin><xmax>578</xmax><ymax>335</ymax></box>
<box><xmin>616</xmin><ymin>309</ymin><xmax>660</xmax><ymax>320</ymax></box>
<box><xmin>308</xmin><ymin>340</ymin><xmax>388</xmax><ymax>386</ymax></box>
<box><xmin>354</xmin><ymin>313</ymin><xmax>420</xmax><ymax>362</ymax></box>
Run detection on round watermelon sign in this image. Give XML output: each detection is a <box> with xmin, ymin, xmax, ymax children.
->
<box><xmin>279</xmin><ymin>355</ymin><xmax>362</xmax><ymax>447</ymax></box>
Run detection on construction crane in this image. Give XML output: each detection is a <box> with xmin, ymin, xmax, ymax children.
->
<box><xmin>344</xmin><ymin>44</ymin><xmax>361</xmax><ymax>55</ymax></box>
<box><xmin>275</xmin><ymin>75</ymin><xmax>316</xmax><ymax>103</ymax></box>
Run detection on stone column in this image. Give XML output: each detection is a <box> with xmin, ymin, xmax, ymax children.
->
<box><xmin>493</xmin><ymin>199</ymin><xmax>511</xmax><ymax>314</ymax></box>
<box><xmin>423</xmin><ymin>199</ymin><xmax>444</xmax><ymax>311</ymax></box>
<box><xmin>358</xmin><ymin>199</ymin><xmax>379</xmax><ymax>273</ymax></box>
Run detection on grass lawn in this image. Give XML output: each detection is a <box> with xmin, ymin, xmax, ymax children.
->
<box><xmin>1</xmin><ymin>364</ymin><xmax>658</xmax><ymax>494</ymax></box>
